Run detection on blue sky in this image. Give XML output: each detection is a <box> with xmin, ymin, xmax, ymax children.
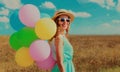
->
<box><xmin>0</xmin><ymin>0</ymin><xmax>120</xmax><ymax>35</ymax></box>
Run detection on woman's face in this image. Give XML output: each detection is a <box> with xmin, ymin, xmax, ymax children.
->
<box><xmin>57</xmin><ymin>15</ymin><xmax>70</xmax><ymax>30</ymax></box>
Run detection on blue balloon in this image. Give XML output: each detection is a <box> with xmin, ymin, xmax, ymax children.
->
<box><xmin>10</xmin><ymin>10</ymin><xmax>25</xmax><ymax>31</ymax></box>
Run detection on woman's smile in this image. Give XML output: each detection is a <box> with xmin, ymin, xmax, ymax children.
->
<box><xmin>62</xmin><ymin>23</ymin><xmax>68</xmax><ymax>30</ymax></box>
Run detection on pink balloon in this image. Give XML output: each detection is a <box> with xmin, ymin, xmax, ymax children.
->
<box><xmin>36</xmin><ymin>52</ymin><xmax>56</xmax><ymax>70</ymax></box>
<box><xmin>29</xmin><ymin>40</ymin><xmax>50</xmax><ymax>61</ymax></box>
<box><xmin>19</xmin><ymin>4</ymin><xmax>40</xmax><ymax>27</ymax></box>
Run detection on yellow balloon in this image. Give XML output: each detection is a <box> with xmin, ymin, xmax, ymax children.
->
<box><xmin>15</xmin><ymin>47</ymin><xmax>34</xmax><ymax>67</ymax></box>
<box><xmin>35</xmin><ymin>18</ymin><xmax>57</xmax><ymax>40</ymax></box>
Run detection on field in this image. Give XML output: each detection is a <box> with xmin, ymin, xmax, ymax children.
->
<box><xmin>1</xmin><ymin>35</ymin><xmax>120</xmax><ymax>72</ymax></box>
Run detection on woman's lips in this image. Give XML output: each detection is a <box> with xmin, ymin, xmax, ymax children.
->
<box><xmin>62</xmin><ymin>24</ymin><xmax>67</xmax><ymax>29</ymax></box>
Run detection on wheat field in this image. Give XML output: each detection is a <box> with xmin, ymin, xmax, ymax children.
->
<box><xmin>1</xmin><ymin>35</ymin><xmax>120</xmax><ymax>72</ymax></box>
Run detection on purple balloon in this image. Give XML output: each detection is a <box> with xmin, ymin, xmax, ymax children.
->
<box><xmin>29</xmin><ymin>40</ymin><xmax>50</xmax><ymax>61</ymax></box>
<box><xmin>19</xmin><ymin>4</ymin><xmax>40</xmax><ymax>27</ymax></box>
<box><xmin>36</xmin><ymin>52</ymin><xmax>56</xmax><ymax>70</ymax></box>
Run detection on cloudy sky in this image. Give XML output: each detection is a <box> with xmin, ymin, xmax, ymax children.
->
<box><xmin>0</xmin><ymin>0</ymin><xmax>120</xmax><ymax>35</ymax></box>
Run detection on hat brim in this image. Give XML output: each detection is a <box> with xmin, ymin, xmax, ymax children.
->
<box><xmin>52</xmin><ymin>13</ymin><xmax>74</xmax><ymax>22</ymax></box>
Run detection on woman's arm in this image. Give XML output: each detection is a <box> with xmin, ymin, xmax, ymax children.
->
<box><xmin>55</xmin><ymin>35</ymin><xmax>65</xmax><ymax>72</ymax></box>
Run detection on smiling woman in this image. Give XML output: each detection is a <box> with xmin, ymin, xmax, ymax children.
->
<box><xmin>49</xmin><ymin>9</ymin><xmax>75</xmax><ymax>72</ymax></box>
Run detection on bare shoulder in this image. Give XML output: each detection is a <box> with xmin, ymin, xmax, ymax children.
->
<box><xmin>55</xmin><ymin>35</ymin><xmax>63</xmax><ymax>40</ymax></box>
<box><xmin>55</xmin><ymin>35</ymin><xmax>63</xmax><ymax>42</ymax></box>
<box><xmin>55</xmin><ymin>35</ymin><xmax>64</xmax><ymax>49</ymax></box>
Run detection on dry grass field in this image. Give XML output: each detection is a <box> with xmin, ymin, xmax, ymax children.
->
<box><xmin>1</xmin><ymin>35</ymin><xmax>120</xmax><ymax>72</ymax></box>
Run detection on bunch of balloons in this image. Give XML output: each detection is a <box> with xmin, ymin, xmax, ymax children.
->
<box><xmin>9</xmin><ymin>4</ymin><xmax>57</xmax><ymax>70</ymax></box>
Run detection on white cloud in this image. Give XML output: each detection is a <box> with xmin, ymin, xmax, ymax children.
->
<box><xmin>112</xmin><ymin>20</ymin><xmax>120</xmax><ymax>24</ymax></box>
<box><xmin>40</xmin><ymin>1</ymin><xmax>56</xmax><ymax>10</ymax></box>
<box><xmin>90</xmin><ymin>0</ymin><xmax>120</xmax><ymax>12</ymax></box>
<box><xmin>1</xmin><ymin>0</ymin><xmax>23</xmax><ymax>9</ymax></box>
<box><xmin>0</xmin><ymin>8</ymin><xmax>9</xmax><ymax>16</ymax></box>
<box><xmin>116</xmin><ymin>0</ymin><xmax>120</xmax><ymax>12</ymax></box>
<box><xmin>78</xmin><ymin>0</ymin><xmax>116</xmax><ymax>10</ymax></box>
<box><xmin>40</xmin><ymin>13</ymin><xmax>50</xmax><ymax>18</ymax></box>
<box><xmin>78</xmin><ymin>22</ymin><xmax>120</xmax><ymax>35</ymax></box>
<box><xmin>106</xmin><ymin>0</ymin><xmax>115</xmax><ymax>7</ymax></box>
<box><xmin>90</xmin><ymin>0</ymin><xmax>105</xmax><ymax>6</ymax></box>
<box><xmin>100</xmin><ymin>22</ymin><xmax>120</xmax><ymax>35</ymax></box>
<box><xmin>78</xmin><ymin>0</ymin><xmax>120</xmax><ymax>12</ymax></box>
<box><xmin>0</xmin><ymin>16</ymin><xmax>9</xmax><ymax>23</ymax></box>
<box><xmin>69</xmin><ymin>10</ymin><xmax>91</xmax><ymax>18</ymax></box>
<box><xmin>4</xmin><ymin>23</ymin><xmax>9</xmax><ymax>29</ymax></box>
<box><xmin>106</xmin><ymin>13</ymin><xmax>110</xmax><ymax>16</ymax></box>
<box><xmin>77</xmin><ymin>0</ymin><xmax>106</xmax><ymax>9</ymax></box>
<box><xmin>90</xmin><ymin>0</ymin><xmax>115</xmax><ymax>10</ymax></box>
<box><xmin>75</xmin><ymin>12</ymin><xmax>91</xmax><ymax>18</ymax></box>
<box><xmin>102</xmin><ymin>23</ymin><xmax>111</xmax><ymax>27</ymax></box>
<box><xmin>0</xmin><ymin>7</ymin><xmax>5</xmax><ymax>10</ymax></box>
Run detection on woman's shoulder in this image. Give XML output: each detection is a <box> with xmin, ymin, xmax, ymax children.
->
<box><xmin>49</xmin><ymin>35</ymin><xmax>62</xmax><ymax>43</ymax></box>
<box><xmin>55</xmin><ymin>34</ymin><xmax>64</xmax><ymax>39</ymax></box>
<box><xmin>54</xmin><ymin>34</ymin><xmax>65</xmax><ymax>42</ymax></box>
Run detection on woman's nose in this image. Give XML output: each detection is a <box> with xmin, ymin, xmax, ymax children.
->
<box><xmin>63</xmin><ymin>20</ymin><xmax>68</xmax><ymax>24</ymax></box>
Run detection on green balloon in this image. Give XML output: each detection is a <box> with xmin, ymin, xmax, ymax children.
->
<box><xmin>17</xmin><ymin>27</ymin><xmax>38</xmax><ymax>47</ymax></box>
<box><xmin>9</xmin><ymin>32</ymin><xmax>22</xmax><ymax>50</ymax></box>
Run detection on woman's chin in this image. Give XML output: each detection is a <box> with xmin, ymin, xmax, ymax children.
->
<box><xmin>62</xmin><ymin>27</ymin><xmax>67</xmax><ymax>30</ymax></box>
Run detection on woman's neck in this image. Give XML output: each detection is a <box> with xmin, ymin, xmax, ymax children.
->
<box><xmin>59</xmin><ymin>31</ymin><xmax>65</xmax><ymax>35</ymax></box>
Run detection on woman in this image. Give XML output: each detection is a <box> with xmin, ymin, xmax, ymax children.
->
<box><xmin>50</xmin><ymin>9</ymin><xmax>75</xmax><ymax>72</ymax></box>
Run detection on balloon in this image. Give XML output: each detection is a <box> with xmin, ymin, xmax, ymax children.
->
<box><xmin>17</xmin><ymin>27</ymin><xmax>38</xmax><ymax>47</ymax></box>
<box><xmin>29</xmin><ymin>40</ymin><xmax>50</xmax><ymax>61</ymax></box>
<box><xmin>9</xmin><ymin>27</ymin><xmax>38</xmax><ymax>50</ymax></box>
<box><xmin>10</xmin><ymin>10</ymin><xmax>25</xmax><ymax>31</ymax></box>
<box><xmin>35</xmin><ymin>18</ymin><xmax>57</xmax><ymax>40</ymax></box>
<box><xmin>15</xmin><ymin>47</ymin><xmax>34</xmax><ymax>67</ymax></box>
<box><xmin>19</xmin><ymin>4</ymin><xmax>40</xmax><ymax>27</ymax></box>
<box><xmin>9</xmin><ymin>32</ymin><xmax>22</xmax><ymax>51</ymax></box>
<box><xmin>36</xmin><ymin>52</ymin><xmax>56</xmax><ymax>70</ymax></box>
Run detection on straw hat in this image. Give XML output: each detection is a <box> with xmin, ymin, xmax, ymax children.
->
<box><xmin>52</xmin><ymin>9</ymin><xmax>74</xmax><ymax>22</ymax></box>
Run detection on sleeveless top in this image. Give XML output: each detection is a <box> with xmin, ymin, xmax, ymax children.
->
<box><xmin>50</xmin><ymin>35</ymin><xmax>75</xmax><ymax>72</ymax></box>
